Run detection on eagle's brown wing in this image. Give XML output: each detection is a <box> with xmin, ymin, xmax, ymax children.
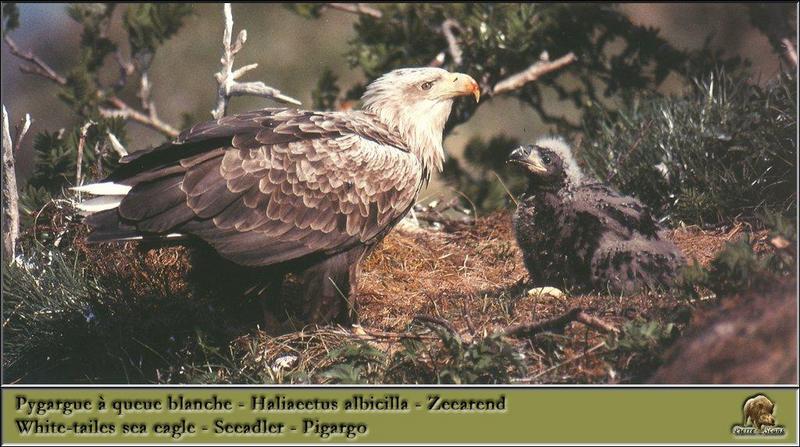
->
<box><xmin>87</xmin><ymin>109</ymin><xmax>422</xmax><ymax>266</ymax></box>
<box><xmin>568</xmin><ymin>182</ymin><xmax>660</xmax><ymax>238</ymax></box>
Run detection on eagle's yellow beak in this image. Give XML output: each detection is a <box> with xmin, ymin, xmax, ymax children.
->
<box><xmin>448</xmin><ymin>73</ymin><xmax>481</xmax><ymax>103</ymax></box>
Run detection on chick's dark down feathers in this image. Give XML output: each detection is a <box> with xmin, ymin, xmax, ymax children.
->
<box><xmin>511</xmin><ymin>139</ymin><xmax>685</xmax><ymax>294</ymax></box>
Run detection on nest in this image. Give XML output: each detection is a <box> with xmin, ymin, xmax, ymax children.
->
<box><xmin>10</xmin><ymin>204</ymin><xmax>770</xmax><ymax>384</ymax></box>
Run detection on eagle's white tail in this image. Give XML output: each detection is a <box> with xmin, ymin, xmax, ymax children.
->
<box><xmin>73</xmin><ymin>181</ymin><xmax>186</xmax><ymax>242</ymax></box>
<box><xmin>71</xmin><ymin>182</ymin><xmax>131</xmax><ymax>214</ymax></box>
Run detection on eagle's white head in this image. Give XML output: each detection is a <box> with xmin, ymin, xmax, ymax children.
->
<box><xmin>362</xmin><ymin>67</ymin><xmax>480</xmax><ymax>178</ymax></box>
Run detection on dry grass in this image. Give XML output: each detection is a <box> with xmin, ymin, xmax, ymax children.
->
<box><xmin>19</xmin><ymin>206</ymin><xmax>764</xmax><ymax>384</ymax></box>
<box><xmin>245</xmin><ymin>212</ymin><xmax>749</xmax><ymax>384</ymax></box>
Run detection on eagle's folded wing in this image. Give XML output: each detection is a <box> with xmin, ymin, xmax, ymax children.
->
<box><xmin>86</xmin><ymin>109</ymin><xmax>421</xmax><ymax>266</ymax></box>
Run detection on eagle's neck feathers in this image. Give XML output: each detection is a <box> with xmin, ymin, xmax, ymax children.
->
<box><xmin>362</xmin><ymin>88</ymin><xmax>451</xmax><ymax>184</ymax></box>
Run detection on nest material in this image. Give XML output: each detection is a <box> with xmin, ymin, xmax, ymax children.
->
<box><xmin>13</xmin><ymin>205</ymin><xmax>765</xmax><ymax>384</ymax></box>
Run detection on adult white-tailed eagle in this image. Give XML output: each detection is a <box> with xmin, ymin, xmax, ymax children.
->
<box><xmin>76</xmin><ymin>67</ymin><xmax>479</xmax><ymax>325</ymax></box>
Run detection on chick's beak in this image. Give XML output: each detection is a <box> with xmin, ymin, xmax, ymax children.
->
<box><xmin>508</xmin><ymin>145</ymin><xmax>547</xmax><ymax>174</ymax></box>
<box><xmin>508</xmin><ymin>146</ymin><xmax>531</xmax><ymax>164</ymax></box>
<box><xmin>449</xmin><ymin>73</ymin><xmax>481</xmax><ymax>102</ymax></box>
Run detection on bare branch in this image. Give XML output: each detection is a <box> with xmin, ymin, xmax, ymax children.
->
<box><xmin>3</xmin><ymin>34</ymin><xmax>67</xmax><ymax>85</ymax></box>
<box><xmin>441</xmin><ymin>19</ymin><xmax>463</xmax><ymax>66</ymax></box>
<box><xmin>324</xmin><ymin>3</ymin><xmax>383</xmax><ymax>19</ymax></box>
<box><xmin>138</xmin><ymin>71</ymin><xmax>153</xmax><ymax>112</ymax></box>
<box><xmin>576</xmin><ymin>312</ymin><xmax>619</xmax><ymax>335</ymax></box>
<box><xmin>212</xmin><ymin>4</ymin><xmax>301</xmax><ymax>120</ymax></box>
<box><xmin>75</xmin><ymin>121</ymin><xmax>95</xmax><ymax>187</ymax></box>
<box><xmin>413</xmin><ymin>314</ymin><xmax>463</xmax><ymax>345</ymax></box>
<box><xmin>106</xmin><ymin>132</ymin><xmax>129</xmax><ymax>158</ymax></box>
<box><xmin>12</xmin><ymin>113</ymin><xmax>32</xmax><ymax>154</ymax></box>
<box><xmin>493</xmin><ymin>52</ymin><xmax>577</xmax><ymax>96</ymax></box>
<box><xmin>781</xmin><ymin>38</ymin><xmax>798</xmax><ymax>69</ymax></box>
<box><xmin>4</xmin><ymin>30</ymin><xmax>178</xmax><ymax>139</ymax></box>
<box><xmin>501</xmin><ymin>308</ymin><xmax>618</xmax><ymax>339</ymax></box>
<box><xmin>428</xmin><ymin>51</ymin><xmax>446</xmax><ymax>68</ymax></box>
<box><xmin>2</xmin><ymin>106</ymin><xmax>21</xmax><ymax>262</ymax></box>
<box><xmin>226</xmin><ymin>81</ymin><xmax>302</xmax><ymax>104</ymax></box>
<box><xmin>100</xmin><ymin>97</ymin><xmax>179</xmax><ymax>138</ymax></box>
<box><xmin>113</xmin><ymin>50</ymin><xmax>136</xmax><ymax>90</ymax></box>
<box><xmin>520</xmin><ymin>341</ymin><xmax>607</xmax><ymax>382</ymax></box>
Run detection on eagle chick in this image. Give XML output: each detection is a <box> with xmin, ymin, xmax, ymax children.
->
<box><xmin>509</xmin><ymin>137</ymin><xmax>686</xmax><ymax>295</ymax></box>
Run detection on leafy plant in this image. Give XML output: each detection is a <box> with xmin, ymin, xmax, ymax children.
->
<box><xmin>678</xmin><ymin>212</ymin><xmax>797</xmax><ymax>298</ymax></box>
<box><xmin>391</xmin><ymin>320</ymin><xmax>525</xmax><ymax>384</ymax></box>
<box><xmin>579</xmin><ymin>68</ymin><xmax>796</xmax><ymax>226</ymax></box>
<box><xmin>320</xmin><ymin>342</ymin><xmax>387</xmax><ymax>384</ymax></box>
<box><xmin>605</xmin><ymin>318</ymin><xmax>677</xmax><ymax>382</ymax></box>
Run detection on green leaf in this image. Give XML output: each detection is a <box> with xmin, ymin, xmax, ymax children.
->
<box><xmin>2</xmin><ymin>2</ymin><xmax>20</xmax><ymax>33</ymax></box>
<box><xmin>123</xmin><ymin>3</ymin><xmax>193</xmax><ymax>63</ymax></box>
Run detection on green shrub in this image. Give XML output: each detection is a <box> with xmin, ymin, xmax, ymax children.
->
<box><xmin>579</xmin><ymin>69</ymin><xmax>796</xmax><ymax>226</ymax></box>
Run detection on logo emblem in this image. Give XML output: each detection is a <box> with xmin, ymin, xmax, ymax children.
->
<box><xmin>731</xmin><ymin>394</ymin><xmax>786</xmax><ymax>437</ymax></box>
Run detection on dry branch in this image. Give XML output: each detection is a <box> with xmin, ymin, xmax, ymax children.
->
<box><xmin>100</xmin><ymin>97</ymin><xmax>179</xmax><ymax>138</ymax></box>
<box><xmin>106</xmin><ymin>132</ymin><xmax>129</xmax><ymax>158</ymax></box>
<box><xmin>3</xmin><ymin>30</ymin><xmax>179</xmax><ymax>138</ymax></box>
<box><xmin>525</xmin><ymin>341</ymin><xmax>607</xmax><ymax>382</ymax></box>
<box><xmin>493</xmin><ymin>52</ymin><xmax>577</xmax><ymax>95</ymax></box>
<box><xmin>441</xmin><ymin>19</ymin><xmax>463</xmax><ymax>66</ymax></box>
<box><xmin>428</xmin><ymin>51</ymin><xmax>446</xmax><ymax>68</ymax></box>
<box><xmin>1</xmin><ymin>106</ymin><xmax>27</xmax><ymax>262</ymax></box>
<box><xmin>414</xmin><ymin>210</ymin><xmax>474</xmax><ymax>231</ymax></box>
<box><xmin>324</xmin><ymin>3</ymin><xmax>383</xmax><ymax>19</ymax></box>
<box><xmin>75</xmin><ymin>121</ymin><xmax>94</xmax><ymax>187</ymax></box>
<box><xmin>501</xmin><ymin>308</ymin><xmax>618</xmax><ymax>339</ymax></box>
<box><xmin>781</xmin><ymin>38</ymin><xmax>798</xmax><ymax>69</ymax></box>
<box><xmin>12</xmin><ymin>113</ymin><xmax>32</xmax><ymax>155</ymax></box>
<box><xmin>113</xmin><ymin>50</ymin><xmax>136</xmax><ymax>90</ymax></box>
<box><xmin>3</xmin><ymin>35</ymin><xmax>67</xmax><ymax>85</ymax></box>
<box><xmin>212</xmin><ymin>3</ymin><xmax>301</xmax><ymax>120</ymax></box>
<box><xmin>413</xmin><ymin>314</ymin><xmax>463</xmax><ymax>344</ymax></box>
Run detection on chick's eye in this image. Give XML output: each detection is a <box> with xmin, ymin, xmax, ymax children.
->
<box><xmin>542</xmin><ymin>155</ymin><xmax>552</xmax><ymax>165</ymax></box>
<box><xmin>421</xmin><ymin>81</ymin><xmax>434</xmax><ymax>90</ymax></box>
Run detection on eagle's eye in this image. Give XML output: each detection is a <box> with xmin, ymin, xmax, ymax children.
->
<box><xmin>542</xmin><ymin>154</ymin><xmax>552</xmax><ymax>165</ymax></box>
<box><xmin>420</xmin><ymin>81</ymin><xmax>434</xmax><ymax>90</ymax></box>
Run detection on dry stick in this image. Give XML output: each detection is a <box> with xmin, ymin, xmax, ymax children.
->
<box><xmin>413</xmin><ymin>210</ymin><xmax>474</xmax><ymax>231</ymax></box>
<box><xmin>1</xmin><ymin>106</ymin><xmax>26</xmax><ymax>262</ymax></box>
<box><xmin>526</xmin><ymin>341</ymin><xmax>607</xmax><ymax>382</ymax></box>
<box><xmin>12</xmin><ymin>113</ymin><xmax>32</xmax><ymax>154</ymax></box>
<box><xmin>138</xmin><ymin>71</ymin><xmax>153</xmax><ymax>112</ymax></box>
<box><xmin>358</xmin><ymin>327</ymin><xmax>437</xmax><ymax>341</ymax></box>
<box><xmin>441</xmin><ymin>19</ymin><xmax>463</xmax><ymax>66</ymax></box>
<box><xmin>501</xmin><ymin>307</ymin><xmax>619</xmax><ymax>339</ymax></box>
<box><xmin>428</xmin><ymin>51</ymin><xmax>446</xmax><ymax>68</ymax></box>
<box><xmin>113</xmin><ymin>50</ymin><xmax>136</xmax><ymax>89</ymax></box>
<box><xmin>1</xmin><ymin>107</ymin><xmax>18</xmax><ymax>259</ymax></box>
<box><xmin>491</xmin><ymin>170</ymin><xmax>519</xmax><ymax>207</ymax></box>
<box><xmin>781</xmin><ymin>38</ymin><xmax>798</xmax><ymax>69</ymax></box>
<box><xmin>75</xmin><ymin>121</ymin><xmax>94</xmax><ymax>187</ymax></box>
<box><xmin>324</xmin><ymin>3</ymin><xmax>383</xmax><ymax>18</ymax></box>
<box><xmin>413</xmin><ymin>314</ymin><xmax>463</xmax><ymax>344</ymax></box>
<box><xmin>101</xmin><ymin>97</ymin><xmax>179</xmax><ymax>138</ymax></box>
<box><xmin>3</xmin><ymin>30</ymin><xmax>179</xmax><ymax>138</ymax></box>
<box><xmin>212</xmin><ymin>3</ymin><xmax>301</xmax><ymax>120</ymax></box>
<box><xmin>3</xmin><ymin>35</ymin><xmax>67</xmax><ymax>85</ymax></box>
<box><xmin>493</xmin><ymin>52</ymin><xmax>577</xmax><ymax>96</ymax></box>
<box><xmin>106</xmin><ymin>132</ymin><xmax>129</xmax><ymax>158</ymax></box>
<box><xmin>575</xmin><ymin>311</ymin><xmax>619</xmax><ymax>335</ymax></box>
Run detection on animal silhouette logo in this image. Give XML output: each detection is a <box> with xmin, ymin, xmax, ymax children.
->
<box><xmin>743</xmin><ymin>395</ymin><xmax>775</xmax><ymax>430</ymax></box>
<box><xmin>732</xmin><ymin>394</ymin><xmax>786</xmax><ymax>437</ymax></box>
